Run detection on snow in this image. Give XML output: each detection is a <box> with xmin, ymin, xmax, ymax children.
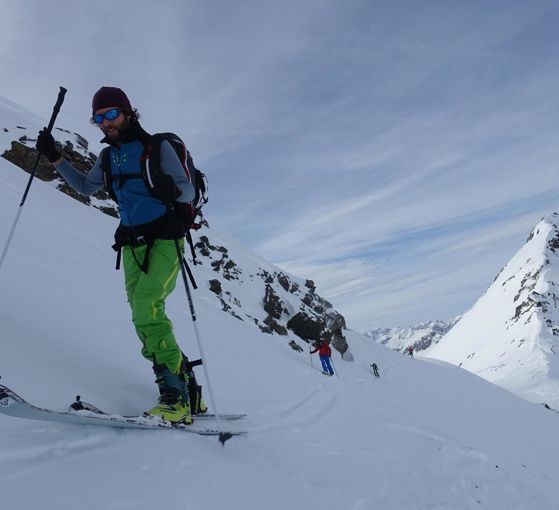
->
<box><xmin>1</xmin><ymin>101</ymin><xmax>559</xmax><ymax>509</ymax></box>
<box><xmin>428</xmin><ymin>215</ymin><xmax>559</xmax><ymax>409</ymax></box>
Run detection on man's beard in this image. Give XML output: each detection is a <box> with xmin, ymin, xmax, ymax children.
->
<box><xmin>101</xmin><ymin>116</ymin><xmax>130</xmax><ymax>141</ymax></box>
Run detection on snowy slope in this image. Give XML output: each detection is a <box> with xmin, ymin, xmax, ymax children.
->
<box><xmin>428</xmin><ymin>215</ymin><xmax>559</xmax><ymax>408</ymax></box>
<box><xmin>1</xmin><ymin>103</ymin><xmax>559</xmax><ymax>509</ymax></box>
<box><xmin>364</xmin><ymin>318</ymin><xmax>460</xmax><ymax>353</ymax></box>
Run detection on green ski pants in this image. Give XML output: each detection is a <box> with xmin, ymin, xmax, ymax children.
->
<box><xmin>123</xmin><ymin>239</ymin><xmax>184</xmax><ymax>374</ymax></box>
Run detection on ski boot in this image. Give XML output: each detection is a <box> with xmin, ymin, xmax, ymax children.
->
<box><xmin>145</xmin><ymin>363</ymin><xmax>192</xmax><ymax>424</ymax></box>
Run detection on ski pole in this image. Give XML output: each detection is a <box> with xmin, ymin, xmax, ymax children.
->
<box><xmin>173</xmin><ymin>239</ymin><xmax>230</xmax><ymax>445</ymax></box>
<box><xmin>0</xmin><ymin>87</ymin><xmax>67</xmax><ymax>274</ymax></box>
<box><xmin>330</xmin><ymin>356</ymin><xmax>340</xmax><ymax>378</ymax></box>
<box><xmin>309</xmin><ymin>348</ymin><xmax>313</xmax><ymax>368</ymax></box>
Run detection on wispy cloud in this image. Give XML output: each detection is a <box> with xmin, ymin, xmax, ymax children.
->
<box><xmin>2</xmin><ymin>1</ymin><xmax>559</xmax><ymax>331</ymax></box>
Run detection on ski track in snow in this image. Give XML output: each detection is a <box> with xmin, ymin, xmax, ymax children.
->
<box><xmin>249</xmin><ymin>385</ymin><xmax>340</xmax><ymax>434</ymax></box>
<box><xmin>0</xmin><ymin>425</ymin><xmax>114</xmax><ymax>478</ymax></box>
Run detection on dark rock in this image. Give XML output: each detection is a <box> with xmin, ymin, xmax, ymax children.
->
<box><xmin>277</xmin><ymin>273</ymin><xmax>290</xmax><ymax>292</ymax></box>
<box><xmin>263</xmin><ymin>284</ymin><xmax>283</xmax><ymax>319</ymax></box>
<box><xmin>302</xmin><ymin>294</ymin><xmax>313</xmax><ymax>306</ymax></box>
<box><xmin>195</xmin><ymin>236</ymin><xmax>211</xmax><ymax>256</ymax></box>
<box><xmin>259</xmin><ymin>269</ymin><xmax>274</xmax><ymax>284</ymax></box>
<box><xmin>263</xmin><ymin>316</ymin><xmax>288</xmax><ymax>336</ymax></box>
<box><xmin>1</xmin><ymin>139</ymin><xmax>117</xmax><ymax>217</ymax></box>
<box><xmin>209</xmin><ymin>279</ymin><xmax>222</xmax><ymax>295</ymax></box>
<box><xmin>288</xmin><ymin>340</ymin><xmax>304</xmax><ymax>352</ymax></box>
<box><xmin>287</xmin><ymin>312</ymin><xmax>323</xmax><ymax>342</ymax></box>
<box><xmin>258</xmin><ymin>323</ymin><xmax>273</xmax><ymax>334</ymax></box>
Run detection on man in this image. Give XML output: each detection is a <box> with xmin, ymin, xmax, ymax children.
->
<box><xmin>311</xmin><ymin>339</ymin><xmax>334</xmax><ymax>376</ymax></box>
<box><xmin>36</xmin><ymin>87</ymin><xmax>195</xmax><ymax>424</ymax></box>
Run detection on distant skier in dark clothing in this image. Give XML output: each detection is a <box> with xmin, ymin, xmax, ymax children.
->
<box><xmin>371</xmin><ymin>363</ymin><xmax>380</xmax><ymax>378</ymax></box>
<box><xmin>311</xmin><ymin>340</ymin><xmax>334</xmax><ymax>376</ymax></box>
<box><xmin>407</xmin><ymin>346</ymin><xmax>414</xmax><ymax>358</ymax></box>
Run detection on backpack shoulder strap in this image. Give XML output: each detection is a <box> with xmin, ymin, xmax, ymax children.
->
<box><xmin>99</xmin><ymin>147</ymin><xmax>118</xmax><ymax>203</ymax></box>
<box><xmin>147</xmin><ymin>132</ymin><xmax>188</xmax><ymax>176</ymax></box>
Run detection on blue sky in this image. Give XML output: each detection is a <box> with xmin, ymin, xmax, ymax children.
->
<box><xmin>2</xmin><ymin>0</ymin><xmax>559</xmax><ymax>331</ymax></box>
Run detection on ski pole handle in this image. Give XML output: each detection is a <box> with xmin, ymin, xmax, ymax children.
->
<box><xmin>21</xmin><ymin>86</ymin><xmax>67</xmax><ymax>206</ymax></box>
<box><xmin>45</xmin><ymin>87</ymin><xmax>67</xmax><ymax>132</ymax></box>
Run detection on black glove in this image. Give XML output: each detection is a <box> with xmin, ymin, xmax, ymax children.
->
<box><xmin>153</xmin><ymin>173</ymin><xmax>180</xmax><ymax>202</ymax></box>
<box><xmin>36</xmin><ymin>129</ymin><xmax>61</xmax><ymax>163</ymax></box>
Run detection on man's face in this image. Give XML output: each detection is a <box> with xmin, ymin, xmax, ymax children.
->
<box><xmin>94</xmin><ymin>107</ymin><xmax>129</xmax><ymax>140</ymax></box>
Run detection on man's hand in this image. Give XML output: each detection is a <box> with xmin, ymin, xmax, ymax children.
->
<box><xmin>36</xmin><ymin>129</ymin><xmax>61</xmax><ymax>163</ymax></box>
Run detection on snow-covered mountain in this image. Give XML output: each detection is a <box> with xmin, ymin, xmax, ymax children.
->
<box><xmin>428</xmin><ymin>214</ymin><xmax>559</xmax><ymax>408</ymax></box>
<box><xmin>364</xmin><ymin>318</ymin><xmax>460</xmax><ymax>353</ymax></box>
<box><xmin>2</xmin><ymin>95</ymin><xmax>559</xmax><ymax>509</ymax></box>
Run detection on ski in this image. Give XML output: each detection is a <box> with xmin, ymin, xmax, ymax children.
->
<box><xmin>69</xmin><ymin>396</ymin><xmax>246</xmax><ymax>421</ymax></box>
<box><xmin>195</xmin><ymin>413</ymin><xmax>247</xmax><ymax>420</ymax></box>
<box><xmin>0</xmin><ymin>384</ymin><xmax>246</xmax><ymax>444</ymax></box>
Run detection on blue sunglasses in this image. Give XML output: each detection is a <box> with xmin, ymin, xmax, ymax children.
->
<box><xmin>91</xmin><ymin>108</ymin><xmax>121</xmax><ymax>125</ymax></box>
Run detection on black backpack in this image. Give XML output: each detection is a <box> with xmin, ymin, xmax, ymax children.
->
<box><xmin>146</xmin><ymin>133</ymin><xmax>208</xmax><ymax>227</ymax></box>
<box><xmin>100</xmin><ymin>132</ymin><xmax>208</xmax><ymax>228</ymax></box>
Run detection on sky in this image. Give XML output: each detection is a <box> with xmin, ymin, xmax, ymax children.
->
<box><xmin>2</xmin><ymin>0</ymin><xmax>559</xmax><ymax>331</ymax></box>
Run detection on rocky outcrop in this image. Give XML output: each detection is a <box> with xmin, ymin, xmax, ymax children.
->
<box><xmin>263</xmin><ymin>284</ymin><xmax>283</xmax><ymax>319</ymax></box>
<box><xmin>1</xmin><ymin>128</ymin><xmax>118</xmax><ymax>218</ymax></box>
<box><xmin>199</xmin><ymin>242</ymin><xmax>351</xmax><ymax>355</ymax></box>
<box><xmin>287</xmin><ymin>311</ymin><xmax>348</xmax><ymax>355</ymax></box>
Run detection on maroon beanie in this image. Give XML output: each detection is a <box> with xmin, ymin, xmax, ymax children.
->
<box><xmin>91</xmin><ymin>87</ymin><xmax>132</xmax><ymax>114</ymax></box>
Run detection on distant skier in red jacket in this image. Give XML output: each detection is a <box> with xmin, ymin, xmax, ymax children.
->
<box><xmin>311</xmin><ymin>340</ymin><xmax>334</xmax><ymax>376</ymax></box>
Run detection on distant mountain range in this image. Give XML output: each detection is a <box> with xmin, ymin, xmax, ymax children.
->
<box><xmin>363</xmin><ymin>318</ymin><xmax>460</xmax><ymax>354</ymax></box>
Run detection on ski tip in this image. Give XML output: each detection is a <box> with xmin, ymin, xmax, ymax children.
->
<box><xmin>218</xmin><ymin>432</ymin><xmax>234</xmax><ymax>446</ymax></box>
